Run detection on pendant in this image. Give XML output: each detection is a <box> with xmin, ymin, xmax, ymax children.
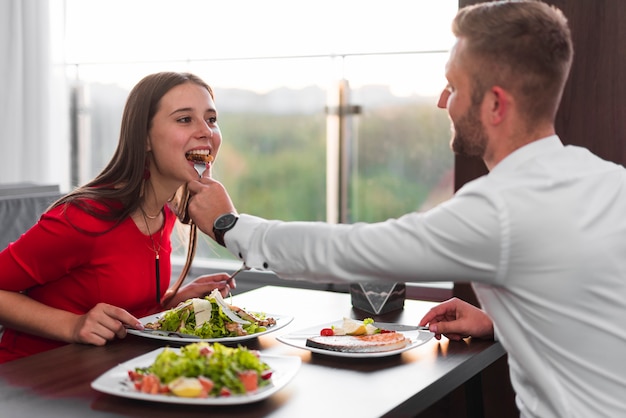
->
<box><xmin>155</xmin><ymin>253</ymin><xmax>160</xmax><ymax>304</ymax></box>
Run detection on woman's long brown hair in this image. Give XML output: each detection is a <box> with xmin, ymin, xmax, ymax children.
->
<box><xmin>51</xmin><ymin>72</ymin><xmax>214</xmax><ymax>305</ymax></box>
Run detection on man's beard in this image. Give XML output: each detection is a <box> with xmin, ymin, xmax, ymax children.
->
<box><xmin>450</xmin><ymin>103</ymin><xmax>487</xmax><ymax>158</ymax></box>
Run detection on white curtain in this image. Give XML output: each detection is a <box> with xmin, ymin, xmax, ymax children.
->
<box><xmin>0</xmin><ymin>0</ymin><xmax>69</xmax><ymax>190</ymax></box>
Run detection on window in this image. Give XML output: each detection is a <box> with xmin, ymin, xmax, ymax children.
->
<box><xmin>63</xmin><ymin>1</ymin><xmax>457</xmax><ymax>298</ymax></box>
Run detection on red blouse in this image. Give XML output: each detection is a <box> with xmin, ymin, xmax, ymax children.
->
<box><xmin>0</xmin><ymin>200</ymin><xmax>176</xmax><ymax>362</ymax></box>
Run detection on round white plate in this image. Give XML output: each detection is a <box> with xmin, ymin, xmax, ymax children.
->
<box><xmin>127</xmin><ymin>312</ymin><xmax>293</xmax><ymax>343</ymax></box>
<box><xmin>276</xmin><ymin>320</ymin><xmax>434</xmax><ymax>358</ymax></box>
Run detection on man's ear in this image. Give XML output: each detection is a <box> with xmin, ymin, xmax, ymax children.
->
<box><xmin>485</xmin><ymin>86</ymin><xmax>511</xmax><ymax>125</ymax></box>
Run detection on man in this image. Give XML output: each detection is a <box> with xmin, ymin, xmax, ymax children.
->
<box><xmin>188</xmin><ymin>1</ymin><xmax>626</xmax><ymax>417</ymax></box>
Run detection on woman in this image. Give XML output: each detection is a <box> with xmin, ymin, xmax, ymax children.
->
<box><xmin>0</xmin><ymin>72</ymin><xmax>232</xmax><ymax>363</ymax></box>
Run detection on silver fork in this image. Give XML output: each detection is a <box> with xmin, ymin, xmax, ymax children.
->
<box><xmin>227</xmin><ymin>262</ymin><xmax>249</xmax><ymax>285</ymax></box>
<box><xmin>125</xmin><ymin>326</ymin><xmax>198</xmax><ymax>339</ymax></box>
<box><xmin>193</xmin><ymin>162</ymin><xmax>206</xmax><ymax>177</ymax></box>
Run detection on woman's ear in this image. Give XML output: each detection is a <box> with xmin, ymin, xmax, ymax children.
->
<box><xmin>146</xmin><ymin>135</ymin><xmax>152</xmax><ymax>152</ymax></box>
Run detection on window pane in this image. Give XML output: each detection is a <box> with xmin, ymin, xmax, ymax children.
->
<box><xmin>344</xmin><ymin>53</ymin><xmax>453</xmax><ymax>222</ymax></box>
<box><xmin>63</xmin><ymin>1</ymin><xmax>457</xmax><ymax>266</ymax></box>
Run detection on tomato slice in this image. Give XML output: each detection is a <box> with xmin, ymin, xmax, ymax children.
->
<box><xmin>238</xmin><ymin>370</ymin><xmax>258</xmax><ymax>392</ymax></box>
<box><xmin>198</xmin><ymin>376</ymin><xmax>214</xmax><ymax>394</ymax></box>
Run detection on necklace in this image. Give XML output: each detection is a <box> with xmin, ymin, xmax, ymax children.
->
<box><xmin>140</xmin><ymin>206</ymin><xmax>164</xmax><ymax>303</ymax></box>
<box><xmin>142</xmin><ymin>206</ymin><xmax>161</xmax><ymax>219</ymax></box>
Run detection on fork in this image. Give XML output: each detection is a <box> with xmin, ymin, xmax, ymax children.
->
<box><xmin>226</xmin><ymin>262</ymin><xmax>249</xmax><ymax>286</ymax></box>
<box><xmin>160</xmin><ymin>262</ymin><xmax>248</xmax><ymax>307</ymax></box>
<box><xmin>125</xmin><ymin>326</ymin><xmax>197</xmax><ymax>339</ymax></box>
<box><xmin>193</xmin><ymin>162</ymin><xmax>206</xmax><ymax>177</ymax></box>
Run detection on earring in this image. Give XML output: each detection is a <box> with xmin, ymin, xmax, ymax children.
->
<box><xmin>143</xmin><ymin>159</ymin><xmax>151</xmax><ymax>180</ymax></box>
<box><xmin>140</xmin><ymin>159</ymin><xmax>150</xmax><ymax>198</ymax></box>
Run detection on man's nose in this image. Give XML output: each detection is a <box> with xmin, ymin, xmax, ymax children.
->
<box><xmin>437</xmin><ymin>89</ymin><xmax>450</xmax><ymax>109</ymax></box>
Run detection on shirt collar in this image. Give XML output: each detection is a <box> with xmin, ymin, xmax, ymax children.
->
<box><xmin>489</xmin><ymin>135</ymin><xmax>563</xmax><ymax>175</ymax></box>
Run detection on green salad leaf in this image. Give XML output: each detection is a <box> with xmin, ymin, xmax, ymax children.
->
<box><xmin>137</xmin><ymin>342</ymin><xmax>271</xmax><ymax>395</ymax></box>
<box><xmin>149</xmin><ymin>292</ymin><xmax>271</xmax><ymax>338</ymax></box>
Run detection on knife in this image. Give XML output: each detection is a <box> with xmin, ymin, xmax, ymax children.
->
<box><xmin>372</xmin><ymin>322</ymin><xmax>431</xmax><ymax>332</ymax></box>
<box><xmin>281</xmin><ymin>322</ymin><xmax>431</xmax><ymax>340</ymax></box>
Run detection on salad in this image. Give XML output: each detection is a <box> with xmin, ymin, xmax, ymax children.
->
<box><xmin>146</xmin><ymin>289</ymin><xmax>276</xmax><ymax>338</ymax></box>
<box><xmin>129</xmin><ymin>342</ymin><xmax>273</xmax><ymax>398</ymax></box>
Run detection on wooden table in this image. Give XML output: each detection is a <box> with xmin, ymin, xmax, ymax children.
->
<box><xmin>0</xmin><ymin>286</ymin><xmax>506</xmax><ymax>418</ymax></box>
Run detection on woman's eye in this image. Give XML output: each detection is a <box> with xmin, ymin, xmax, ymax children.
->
<box><xmin>207</xmin><ymin>117</ymin><xmax>217</xmax><ymax>124</ymax></box>
<box><xmin>178</xmin><ymin>116</ymin><xmax>192</xmax><ymax>123</ymax></box>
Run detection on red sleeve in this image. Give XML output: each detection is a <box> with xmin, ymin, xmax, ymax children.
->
<box><xmin>0</xmin><ymin>203</ymin><xmax>115</xmax><ymax>291</ymax></box>
<box><xmin>0</xmin><ymin>249</ymin><xmax>39</xmax><ymax>290</ymax></box>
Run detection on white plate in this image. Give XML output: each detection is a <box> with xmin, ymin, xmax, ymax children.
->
<box><xmin>91</xmin><ymin>347</ymin><xmax>301</xmax><ymax>405</ymax></box>
<box><xmin>127</xmin><ymin>312</ymin><xmax>293</xmax><ymax>343</ymax></box>
<box><xmin>276</xmin><ymin>320</ymin><xmax>434</xmax><ymax>358</ymax></box>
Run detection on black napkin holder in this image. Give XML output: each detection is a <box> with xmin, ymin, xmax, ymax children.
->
<box><xmin>349</xmin><ymin>283</ymin><xmax>406</xmax><ymax>315</ymax></box>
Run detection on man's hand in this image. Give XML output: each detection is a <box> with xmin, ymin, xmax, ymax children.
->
<box><xmin>419</xmin><ymin>297</ymin><xmax>494</xmax><ymax>341</ymax></box>
<box><xmin>186</xmin><ymin>172</ymin><xmax>237</xmax><ymax>239</ymax></box>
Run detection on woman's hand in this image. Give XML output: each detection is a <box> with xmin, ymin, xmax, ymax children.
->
<box><xmin>418</xmin><ymin>297</ymin><xmax>494</xmax><ymax>341</ymax></box>
<box><xmin>0</xmin><ymin>290</ymin><xmax>141</xmax><ymax>346</ymax></box>
<box><xmin>71</xmin><ymin>303</ymin><xmax>142</xmax><ymax>346</ymax></box>
<box><xmin>165</xmin><ymin>273</ymin><xmax>235</xmax><ymax>309</ymax></box>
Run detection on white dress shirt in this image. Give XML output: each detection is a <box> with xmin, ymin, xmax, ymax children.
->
<box><xmin>226</xmin><ymin>136</ymin><xmax>626</xmax><ymax>417</ymax></box>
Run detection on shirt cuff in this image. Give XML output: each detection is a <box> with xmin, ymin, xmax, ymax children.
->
<box><xmin>224</xmin><ymin>214</ymin><xmax>268</xmax><ymax>269</ymax></box>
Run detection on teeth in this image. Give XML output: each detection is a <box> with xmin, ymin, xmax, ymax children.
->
<box><xmin>186</xmin><ymin>150</ymin><xmax>211</xmax><ymax>156</ymax></box>
<box><xmin>185</xmin><ymin>150</ymin><xmax>214</xmax><ymax>163</ymax></box>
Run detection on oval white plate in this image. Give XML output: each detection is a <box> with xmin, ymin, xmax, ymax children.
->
<box><xmin>91</xmin><ymin>347</ymin><xmax>301</xmax><ymax>405</ymax></box>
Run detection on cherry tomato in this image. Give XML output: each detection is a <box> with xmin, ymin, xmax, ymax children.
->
<box><xmin>320</xmin><ymin>328</ymin><xmax>334</xmax><ymax>336</ymax></box>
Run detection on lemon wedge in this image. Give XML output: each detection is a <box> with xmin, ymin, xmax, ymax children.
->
<box><xmin>342</xmin><ymin>318</ymin><xmax>367</xmax><ymax>336</ymax></box>
<box><xmin>364</xmin><ymin>323</ymin><xmax>379</xmax><ymax>335</ymax></box>
<box><xmin>168</xmin><ymin>377</ymin><xmax>203</xmax><ymax>398</ymax></box>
